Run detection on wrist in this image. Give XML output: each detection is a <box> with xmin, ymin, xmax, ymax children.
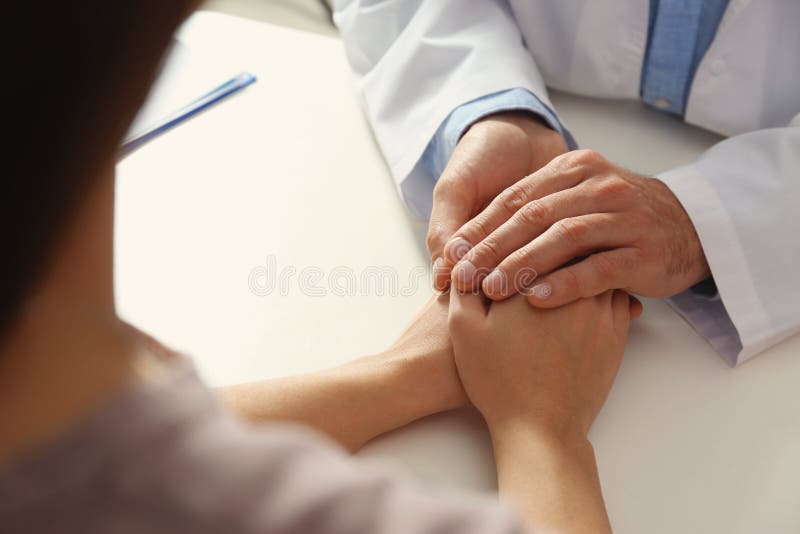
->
<box><xmin>473</xmin><ymin>111</ymin><xmax>568</xmax><ymax>167</ymax></box>
<box><xmin>488</xmin><ymin>412</ymin><xmax>591</xmax><ymax>456</ymax></box>
<box><xmin>652</xmin><ymin>177</ymin><xmax>712</xmax><ymax>288</ymax></box>
<box><xmin>490</xmin><ymin>418</ymin><xmax>600</xmax><ymax>497</ymax></box>
<box><xmin>494</xmin><ymin>109</ymin><xmax>565</xmax><ymax>137</ymax></box>
<box><xmin>354</xmin><ymin>346</ymin><xmax>467</xmax><ymax>417</ymax></box>
<box><xmin>490</xmin><ymin>420</ymin><xmax>610</xmax><ymax>534</ymax></box>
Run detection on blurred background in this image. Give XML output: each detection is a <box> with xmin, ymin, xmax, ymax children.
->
<box><xmin>204</xmin><ymin>0</ymin><xmax>336</xmax><ymax>35</ymax></box>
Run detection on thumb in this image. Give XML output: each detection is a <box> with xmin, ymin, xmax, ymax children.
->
<box><xmin>448</xmin><ymin>284</ymin><xmax>487</xmax><ymax>325</ymax></box>
<box><xmin>428</xmin><ymin>180</ymin><xmax>473</xmax><ymax>291</ymax></box>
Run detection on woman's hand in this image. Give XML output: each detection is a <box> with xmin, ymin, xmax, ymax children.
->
<box><xmin>219</xmin><ymin>294</ymin><xmax>466</xmax><ymax>452</ymax></box>
<box><xmin>385</xmin><ymin>293</ymin><xmax>468</xmax><ymax>410</ymax></box>
<box><xmin>449</xmin><ymin>290</ymin><xmax>637</xmax><ymax>436</ymax></box>
<box><xmin>448</xmin><ymin>289</ymin><xmax>641</xmax><ymax>533</ymax></box>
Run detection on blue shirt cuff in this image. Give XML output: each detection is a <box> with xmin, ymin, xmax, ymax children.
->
<box><xmin>420</xmin><ymin>88</ymin><xmax>577</xmax><ymax>179</ymax></box>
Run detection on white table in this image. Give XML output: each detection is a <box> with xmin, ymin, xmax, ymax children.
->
<box><xmin>115</xmin><ymin>12</ymin><xmax>800</xmax><ymax>534</ymax></box>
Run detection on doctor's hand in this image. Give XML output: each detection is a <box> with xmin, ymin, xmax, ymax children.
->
<box><xmin>445</xmin><ymin>149</ymin><xmax>711</xmax><ymax>307</ymax></box>
<box><xmin>428</xmin><ymin>112</ymin><xmax>568</xmax><ymax>291</ymax></box>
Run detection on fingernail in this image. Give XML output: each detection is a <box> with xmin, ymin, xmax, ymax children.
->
<box><xmin>447</xmin><ymin>237</ymin><xmax>471</xmax><ymax>262</ymax></box>
<box><xmin>531</xmin><ymin>283</ymin><xmax>552</xmax><ymax>300</ymax></box>
<box><xmin>483</xmin><ymin>269</ymin><xmax>505</xmax><ymax>295</ymax></box>
<box><xmin>454</xmin><ymin>260</ymin><xmax>477</xmax><ymax>287</ymax></box>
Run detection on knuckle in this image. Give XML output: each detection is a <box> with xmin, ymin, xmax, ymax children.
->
<box><xmin>467</xmin><ymin>216</ymin><xmax>491</xmax><ymax>243</ymax></box>
<box><xmin>507</xmin><ymin>246</ymin><xmax>530</xmax><ymax>268</ymax></box>
<box><xmin>595</xmin><ymin>176</ymin><xmax>635</xmax><ymax>200</ymax></box>
<box><xmin>551</xmin><ymin>149</ymin><xmax>604</xmax><ymax>172</ymax></box>
<box><xmin>516</xmin><ymin>200</ymin><xmax>551</xmax><ymax>227</ymax></box>
<box><xmin>547</xmin><ymin>151</ymin><xmax>575</xmax><ymax>173</ymax></box>
<box><xmin>506</xmin><ymin>251</ymin><xmax>538</xmax><ymax>289</ymax></box>
<box><xmin>474</xmin><ymin>236</ymin><xmax>503</xmax><ymax>264</ymax></box>
<box><xmin>500</xmin><ymin>182</ymin><xmax>530</xmax><ymax>215</ymax></box>
<box><xmin>592</xmin><ymin>253</ymin><xmax>619</xmax><ymax>282</ymax></box>
<box><xmin>619</xmin><ymin>250</ymin><xmax>641</xmax><ymax>273</ymax></box>
<box><xmin>552</xmin><ymin>217</ymin><xmax>589</xmax><ymax>246</ymax></box>
<box><xmin>573</xmin><ymin>148</ymin><xmax>605</xmax><ymax>166</ymax></box>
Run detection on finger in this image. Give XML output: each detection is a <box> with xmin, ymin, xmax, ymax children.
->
<box><xmin>442</xmin><ymin>159</ymin><xmax>591</xmax><ymax>266</ymax></box>
<box><xmin>611</xmin><ymin>289</ymin><xmax>632</xmax><ymax>340</ymax></box>
<box><xmin>525</xmin><ymin>248</ymin><xmax>640</xmax><ymax>308</ymax></box>
<box><xmin>435</xmin><ymin>290</ymin><xmax>451</xmax><ymax>307</ymax></box>
<box><xmin>428</xmin><ymin>181</ymin><xmax>473</xmax><ymax>291</ymax></box>
<box><xmin>629</xmin><ymin>296</ymin><xmax>643</xmax><ymax>320</ymax></box>
<box><xmin>482</xmin><ymin>212</ymin><xmax>636</xmax><ymax>299</ymax></box>
<box><xmin>598</xmin><ymin>287</ymin><xmax>615</xmax><ymax>307</ymax></box>
<box><xmin>432</xmin><ymin>257</ymin><xmax>452</xmax><ymax>294</ymax></box>
<box><xmin>452</xmin><ymin>182</ymin><xmax>624</xmax><ymax>292</ymax></box>
<box><xmin>448</xmin><ymin>285</ymin><xmax>488</xmax><ymax>326</ymax></box>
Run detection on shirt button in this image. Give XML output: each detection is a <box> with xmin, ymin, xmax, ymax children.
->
<box><xmin>710</xmin><ymin>59</ymin><xmax>726</xmax><ymax>75</ymax></box>
<box><xmin>654</xmin><ymin>98</ymin><xmax>671</xmax><ymax>110</ymax></box>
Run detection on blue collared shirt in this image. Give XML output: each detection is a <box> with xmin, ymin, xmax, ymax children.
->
<box><xmin>421</xmin><ymin>0</ymin><xmax>731</xmax><ymax>178</ymax></box>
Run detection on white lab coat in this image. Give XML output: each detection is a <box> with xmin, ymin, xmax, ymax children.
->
<box><xmin>332</xmin><ymin>0</ymin><xmax>800</xmax><ymax>365</ymax></box>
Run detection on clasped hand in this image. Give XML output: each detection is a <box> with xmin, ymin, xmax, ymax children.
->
<box><xmin>430</xmin><ymin>115</ymin><xmax>710</xmax><ymax>309</ymax></box>
<box><xmin>419</xmin><ymin>112</ymin><xmax>665</xmax><ymax>438</ymax></box>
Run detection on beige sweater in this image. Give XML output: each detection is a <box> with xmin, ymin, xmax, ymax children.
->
<box><xmin>0</xmin><ymin>358</ymin><xmax>524</xmax><ymax>534</ymax></box>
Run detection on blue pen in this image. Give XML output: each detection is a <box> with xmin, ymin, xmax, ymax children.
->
<box><xmin>120</xmin><ymin>71</ymin><xmax>257</xmax><ymax>158</ymax></box>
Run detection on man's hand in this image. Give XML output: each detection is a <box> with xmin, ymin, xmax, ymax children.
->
<box><xmin>428</xmin><ymin>112</ymin><xmax>568</xmax><ymax>291</ymax></box>
<box><xmin>445</xmin><ymin>149</ymin><xmax>710</xmax><ymax>307</ymax></box>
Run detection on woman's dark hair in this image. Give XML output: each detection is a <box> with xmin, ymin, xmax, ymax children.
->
<box><xmin>1</xmin><ymin>1</ymin><xmax>196</xmax><ymax>335</ymax></box>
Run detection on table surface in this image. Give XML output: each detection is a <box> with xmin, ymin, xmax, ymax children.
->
<box><xmin>115</xmin><ymin>12</ymin><xmax>800</xmax><ymax>534</ymax></box>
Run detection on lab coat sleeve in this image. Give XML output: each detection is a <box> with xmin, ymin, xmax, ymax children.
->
<box><xmin>332</xmin><ymin>0</ymin><xmax>559</xmax><ymax>218</ymax></box>
<box><xmin>657</xmin><ymin>113</ymin><xmax>800</xmax><ymax>365</ymax></box>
